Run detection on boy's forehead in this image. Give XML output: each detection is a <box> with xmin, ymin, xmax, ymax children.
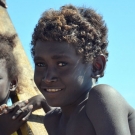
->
<box><xmin>35</xmin><ymin>40</ymin><xmax>78</xmax><ymax>57</ymax></box>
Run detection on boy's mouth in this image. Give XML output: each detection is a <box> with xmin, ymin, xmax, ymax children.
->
<box><xmin>45</xmin><ymin>89</ymin><xmax>62</xmax><ymax>92</ymax></box>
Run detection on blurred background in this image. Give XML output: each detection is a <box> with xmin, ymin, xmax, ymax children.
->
<box><xmin>6</xmin><ymin>0</ymin><xmax>135</xmax><ymax>108</ymax></box>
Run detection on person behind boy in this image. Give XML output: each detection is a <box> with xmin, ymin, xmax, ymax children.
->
<box><xmin>0</xmin><ymin>33</ymin><xmax>40</xmax><ymax>135</ymax></box>
<box><xmin>30</xmin><ymin>4</ymin><xmax>135</xmax><ymax>135</ymax></box>
<box><xmin>0</xmin><ymin>33</ymin><xmax>51</xmax><ymax>135</ymax></box>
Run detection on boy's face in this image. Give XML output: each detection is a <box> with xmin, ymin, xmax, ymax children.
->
<box><xmin>0</xmin><ymin>59</ymin><xmax>10</xmax><ymax>104</ymax></box>
<box><xmin>34</xmin><ymin>41</ymin><xmax>93</xmax><ymax>107</ymax></box>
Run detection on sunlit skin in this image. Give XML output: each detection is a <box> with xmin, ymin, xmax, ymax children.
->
<box><xmin>0</xmin><ymin>59</ymin><xmax>10</xmax><ymax>105</ymax></box>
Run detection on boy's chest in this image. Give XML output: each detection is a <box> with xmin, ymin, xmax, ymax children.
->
<box><xmin>48</xmin><ymin>109</ymin><xmax>96</xmax><ymax>135</ymax></box>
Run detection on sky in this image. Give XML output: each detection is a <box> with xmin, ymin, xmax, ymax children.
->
<box><xmin>6</xmin><ymin>0</ymin><xmax>135</xmax><ymax>108</ymax></box>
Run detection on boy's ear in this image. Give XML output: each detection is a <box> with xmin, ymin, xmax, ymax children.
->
<box><xmin>9</xmin><ymin>78</ymin><xmax>18</xmax><ymax>91</ymax></box>
<box><xmin>91</xmin><ymin>54</ymin><xmax>106</xmax><ymax>79</ymax></box>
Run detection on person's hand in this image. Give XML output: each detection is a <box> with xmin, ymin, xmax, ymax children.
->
<box><xmin>7</xmin><ymin>95</ymin><xmax>51</xmax><ymax>121</ymax></box>
<box><xmin>27</xmin><ymin>94</ymin><xmax>51</xmax><ymax>113</ymax></box>
<box><xmin>0</xmin><ymin>104</ymin><xmax>28</xmax><ymax>135</ymax></box>
<box><xmin>4</xmin><ymin>100</ymin><xmax>33</xmax><ymax>121</ymax></box>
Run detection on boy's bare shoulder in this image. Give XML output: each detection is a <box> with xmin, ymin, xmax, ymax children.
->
<box><xmin>86</xmin><ymin>84</ymin><xmax>135</xmax><ymax>135</ymax></box>
<box><xmin>44</xmin><ymin>107</ymin><xmax>61</xmax><ymax>122</ymax></box>
<box><xmin>87</xmin><ymin>84</ymin><xmax>131</xmax><ymax>110</ymax></box>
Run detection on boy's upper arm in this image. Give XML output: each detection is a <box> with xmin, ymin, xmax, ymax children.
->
<box><xmin>44</xmin><ymin>108</ymin><xmax>61</xmax><ymax>134</ymax></box>
<box><xmin>86</xmin><ymin>84</ymin><xmax>131</xmax><ymax>135</ymax></box>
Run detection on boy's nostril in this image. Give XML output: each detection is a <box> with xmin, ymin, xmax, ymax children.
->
<box><xmin>42</xmin><ymin>77</ymin><xmax>58</xmax><ymax>83</ymax></box>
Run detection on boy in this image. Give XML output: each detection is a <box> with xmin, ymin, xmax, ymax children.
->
<box><xmin>30</xmin><ymin>4</ymin><xmax>135</xmax><ymax>135</ymax></box>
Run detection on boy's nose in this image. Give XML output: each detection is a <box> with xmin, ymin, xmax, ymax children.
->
<box><xmin>42</xmin><ymin>77</ymin><xmax>58</xmax><ymax>83</ymax></box>
<box><xmin>42</xmin><ymin>68</ymin><xmax>58</xmax><ymax>84</ymax></box>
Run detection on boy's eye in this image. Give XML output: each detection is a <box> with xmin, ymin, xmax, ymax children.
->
<box><xmin>35</xmin><ymin>63</ymin><xmax>45</xmax><ymax>67</ymax></box>
<box><xmin>58</xmin><ymin>62</ymin><xmax>67</xmax><ymax>67</ymax></box>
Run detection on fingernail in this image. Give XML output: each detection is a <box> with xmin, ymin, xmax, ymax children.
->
<box><xmin>12</xmin><ymin>116</ymin><xmax>15</xmax><ymax>119</ymax></box>
<box><xmin>25</xmin><ymin>100</ymin><xmax>29</xmax><ymax>103</ymax></box>
<box><xmin>22</xmin><ymin>118</ymin><xmax>25</xmax><ymax>121</ymax></box>
<box><xmin>29</xmin><ymin>105</ymin><xmax>33</xmax><ymax>109</ymax></box>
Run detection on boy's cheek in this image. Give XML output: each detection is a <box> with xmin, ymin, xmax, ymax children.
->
<box><xmin>34</xmin><ymin>71</ymin><xmax>47</xmax><ymax>91</ymax></box>
<box><xmin>34</xmin><ymin>74</ymin><xmax>41</xmax><ymax>87</ymax></box>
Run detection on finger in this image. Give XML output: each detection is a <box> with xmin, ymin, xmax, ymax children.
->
<box><xmin>6</xmin><ymin>103</ymin><xmax>16</xmax><ymax>113</ymax></box>
<box><xmin>13</xmin><ymin>100</ymin><xmax>29</xmax><ymax>108</ymax></box>
<box><xmin>16</xmin><ymin>100</ymin><xmax>29</xmax><ymax>108</ymax></box>
<box><xmin>6</xmin><ymin>100</ymin><xmax>28</xmax><ymax>113</ymax></box>
<box><xmin>22</xmin><ymin>105</ymin><xmax>33</xmax><ymax>121</ymax></box>
<box><xmin>13</xmin><ymin>110</ymin><xmax>29</xmax><ymax>121</ymax></box>
<box><xmin>11</xmin><ymin>105</ymin><xmax>24</xmax><ymax>119</ymax></box>
<box><xmin>0</xmin><ymin>104</ymin><xmax>7</xmax><ymax>110</ymax></box>
<box><xmin>12</xmin><ymin>105</ymin><xmax>33</xmax><ymax>120</ymax></box>
<box><xmin>22</xmin><ymin>111</ymin><xmax>31</xmax><ymax>121</ymax></box>
<box><xmin>0</xmin><ymin>104</ymin><xmax>8</xmax><ymax>114</ymax></box>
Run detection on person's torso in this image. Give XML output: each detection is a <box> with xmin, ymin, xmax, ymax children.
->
<box><xmin>45</xmin><ymin>104</ymin><xmax>96</xmax><ymax>135</ymax></box>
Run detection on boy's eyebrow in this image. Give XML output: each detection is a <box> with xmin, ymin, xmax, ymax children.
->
<box><xmin>34</xmin><ymin>56</ymin><xmax>44</xmax><ymax>61</ymax></box>
<box><xmin>51</xmin><ymin>54</ymin><xmax>70</xmax><ymax>59</ymax></box>
<box><xmin>34</xmin><ymin>54</ymin><xmax>70</xmax><ymax>61</ymax></box>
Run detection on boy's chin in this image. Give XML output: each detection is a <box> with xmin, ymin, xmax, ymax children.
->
<box><xmin>47</xmin><ymin>102</ymin><xmax>61</xmax><ymax>107</ymax></box>
<box><xmin>46</xmin><ymin>99</ymin><xmax>65</xmax><ymax>108</ymax></box>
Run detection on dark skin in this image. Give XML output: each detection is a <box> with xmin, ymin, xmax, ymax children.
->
<box><xmin>0</xmin><ymin>59</ymin><xmax>26</xmax><ymax>135</ymax></box>
<box><xmin>0</xmin><ymin>104</ymin><xmax>29</xmax><ymax>135</ymax></box>
<box><xmin>0</xmin><ymin>95</ymin><xmax>50</xmax><ymax>135</ymax></box>
<box><xmin>34</xmin><ymin>40</ymin><xmax>135</xmax><ymax>135</ymax></box>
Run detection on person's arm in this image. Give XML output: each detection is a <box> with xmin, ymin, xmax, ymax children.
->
<box><xmin>0</xmin><ymin>105</ymin><xmax>26</xmax><ymax>135</ymax></box>
<box><xmin>86</xmin><ymin>84</ymin><xmax>131</xmax><ymax>135</ymax></box>
<box><xmin>0</xmin><ymin>95</ymin><xmax>51</xmax><ymax>134</ymax></box>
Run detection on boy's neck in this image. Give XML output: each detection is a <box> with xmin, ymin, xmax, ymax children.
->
<box><xmin>60</xmin><ymin>79</ymin><xmax>96</xmax><ymax>119</ymax></box>
<box><xmin>61</xmin><ymin>91</ymin><xmax>89</xmax><ymax>119</ymax></box>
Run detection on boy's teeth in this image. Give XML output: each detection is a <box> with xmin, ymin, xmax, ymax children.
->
<box><xmin>46</xmin><ymin>89</ymin><xmax>61</xmax><ymax>92</ymax></box>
